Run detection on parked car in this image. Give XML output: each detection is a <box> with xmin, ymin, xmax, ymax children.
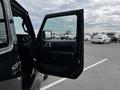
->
<box><xmin>84</xmin><ymin>35</ymin><xmax>91</xmax><ymax>41</ymax></box>
<box><xmin>59</xmin><ymin>33</ymin><xmax>66</xmax><ymax>40</ymax></box>
<box><xmin>65</xmin><ymin>33</ymin><xmax>76</xmax><ymax>40</ymax></box>
<box><xmin>52</xmin><ymin>33</ymin><xmax>60</xmax><ymax>39</ymax></box>
<box><xmin>91</xmin><ymin>34</ymin><xmax>111</xmax><ymax>44</ymax></box>
<box><xmin>106</xmin><ymin>32</ymin><xmax>120</xmax><ymax>43</ymax></box>
<box><xmin>117</xmin><ymin>35</ymin><xmax>120</xmax><ymax>42</ymax></box>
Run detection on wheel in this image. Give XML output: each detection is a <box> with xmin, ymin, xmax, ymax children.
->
<box><xmin>115</xmin><ymin>40</ymin><xmax>117</xmax><ymax>43</ymax></box>
<box><xmin>66</xmin><ymin>36</ymin><xmax>69</xmax><ymax>40</ymax></box>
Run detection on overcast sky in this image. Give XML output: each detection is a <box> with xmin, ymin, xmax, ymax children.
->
<box><xmin>16</xmin><ymin>0</ymin><xmax>120</xmax><ymax>33</ymax></box>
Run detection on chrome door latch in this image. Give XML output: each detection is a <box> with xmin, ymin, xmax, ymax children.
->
<box><xmin>12</xmin><ymin>61</ymin><xmax>21</xmax><ymax>76</ymax></box>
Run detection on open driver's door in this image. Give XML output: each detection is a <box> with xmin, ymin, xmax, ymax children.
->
<box><xmin>35</xmin><ymin>9</ymin><xmax>84</xmax><ymax>79</ymax></box>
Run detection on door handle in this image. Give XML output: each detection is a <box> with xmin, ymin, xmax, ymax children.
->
<box><xmin>11</xmin><ymin>61</ymin><xmax>21</xmax><ymax>76</ymax></box>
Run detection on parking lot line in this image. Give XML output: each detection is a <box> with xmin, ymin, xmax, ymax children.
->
<box><xmin>84</xmin><ymin>58</ymin><xmax>108</xmax><ymax>70</ymax></box>
<box><xmin>40</xmin><ymin>58</ymin><xmax>108</xmax><ymax>90</ymax></box>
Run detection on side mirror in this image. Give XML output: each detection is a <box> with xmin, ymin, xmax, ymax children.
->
<box><xmin>43</xmin><ymin>30</ymin><xmax>52</xmax><ymax>40</ymax></box>
<box><xmin>22</xmin><ymin>21</ymin><xmax>28</xmax><ymax>33</ymax></box>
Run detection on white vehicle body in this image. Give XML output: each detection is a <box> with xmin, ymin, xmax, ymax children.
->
<box><xmin>52</xmin><ymin>33</ymin><xmax>60</xmax><ymax>39</ymax></box>
<box><xmin>84</xmin><ymin>35</ymin><xmax>91</xmax><ymax>41</ymax></box>
<box><xmin>91</xmin><ymin>34</ymin><xmax>111</xmax><ymax>43</ymax></box>
<box><xmin>65</xmin><ymin>33</ymin><xmax>76</xmax><ymax>39</ymax></box>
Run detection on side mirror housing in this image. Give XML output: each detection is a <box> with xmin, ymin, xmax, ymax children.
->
<box><xmin>43</xmin><ymin>30</ymin><xmax>52</xmax><ymax>40</ymax></box>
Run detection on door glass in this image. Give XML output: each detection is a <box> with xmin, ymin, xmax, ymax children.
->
<box><xmin>43</xmin><ymin>15</ymin><xmax>77</xmax><ymax>40</ymax></box>
<box><xmin>0</xmin><ymin>1</ymin><xmax>8</xmax><ymax>48</ymax></box>
<box><xmin>13</xmin><ymin>17</ymin><xmax>28</xmax><ymax>34</ymax></box>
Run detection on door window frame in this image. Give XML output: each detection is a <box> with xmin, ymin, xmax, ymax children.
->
<box><xmin>0</xmin><ymin>0</ymin><xmax>12</xmax><ymax>55</ymax></box>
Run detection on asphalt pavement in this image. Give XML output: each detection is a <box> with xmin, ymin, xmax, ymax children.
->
<box><xmin>40</xmin><ymin>41</ymin><xmax>120</xmax><ymax>90</ymax></box>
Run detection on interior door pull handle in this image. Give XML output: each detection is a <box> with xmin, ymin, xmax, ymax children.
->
<box><xmin>45</xmin><ymin>43</ymin><xmax>51</xmax><ymax>47</ymax></box>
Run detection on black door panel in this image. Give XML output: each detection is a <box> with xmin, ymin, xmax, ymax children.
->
<box><xmin>36</xmin><ymin>40</ymin><xmax>78</xmax><ymax>78</ymax></box>
<box><xmin>40</xmin><ymin>40</ymin><xmax>76</xmax><ymax>66</ymax></box>
<box><xmin>0</xmin><ymin>47</ymin><xmax>21</xmax><ymax>81</ymax></box>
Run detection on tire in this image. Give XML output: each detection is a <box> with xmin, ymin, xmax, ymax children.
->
<box><xmin>66</xmin><ymin>36</ymin><xmax>69</xmax><ymax>40</ymax></box>
<box><xmin>91</xmin><ymin>42</ymin><xmax>94</xmax><ymax>44</ymax></box>
<box><xmin>115</xmin><ymin>40</ymin><xmax>117</xmax><ymax>43</ymax></box>
<box><xmin>113</xmin><ymin>38</ymin><xmax>117</xmax><ymax>43</ymax></box>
